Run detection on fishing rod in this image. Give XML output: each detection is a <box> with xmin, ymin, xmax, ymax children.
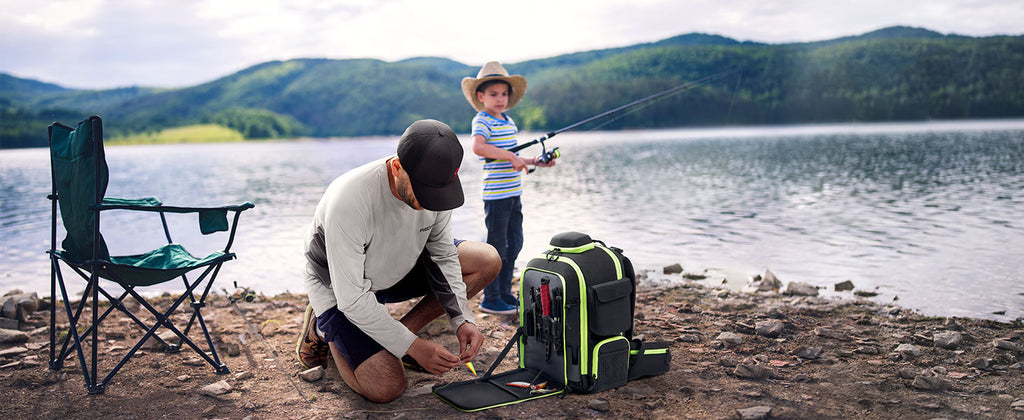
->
<box><xmin>488</xmin><ymin>69</ymin><xmax>737</xmax><ymax>167</ymax></box>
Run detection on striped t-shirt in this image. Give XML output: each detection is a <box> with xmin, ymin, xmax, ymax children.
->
<box><xmin>472</xmin><ymin>111</ymin><xmax>523</xmax><ymax>201</ymax></box>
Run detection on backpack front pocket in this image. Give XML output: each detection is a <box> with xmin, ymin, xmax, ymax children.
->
<box><xmin>590</xmin><ymin>336</ymin><xmax>630</xmax><ymax>393</ymax></box>
<box><xmin>586</xmin><ymin>277</ymin><xmax>633</xmax><ymax>336</ymax></box>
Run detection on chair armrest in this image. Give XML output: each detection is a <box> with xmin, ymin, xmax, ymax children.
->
<box><xmin>95</xmin><ymin>200</ymin><xmax>255</xmax><ymax>235</ymax></box>
<box><xmin>99</xmin><ymin>197</ymin><xmax>163</xmax><ymax>207</ymax></box>
<box><xmin>95</xmin><ymin>199</ymin><xmax>255</xmax><ymax>213</ymax></box>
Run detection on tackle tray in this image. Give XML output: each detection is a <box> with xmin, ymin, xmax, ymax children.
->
<box><xmin>432</xmin><ymin>368</ymin><xmax>564</xmax><ymax>412</ymax></box>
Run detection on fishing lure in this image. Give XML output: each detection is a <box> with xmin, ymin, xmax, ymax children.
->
<box><xmin>505</xmin><ymin>381</ymin><xmax>547</xmax><ymax>390</ymax></box>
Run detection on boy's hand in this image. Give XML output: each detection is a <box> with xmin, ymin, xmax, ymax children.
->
<box><xmin>509</xmin><ymin>155</ymin><xmax>529</xmax><ymax>172</ymax></box>
<box><xmin>534</xmin><ymin>155</ymin><xmax>557</xmax><ymax>168</ymax></box>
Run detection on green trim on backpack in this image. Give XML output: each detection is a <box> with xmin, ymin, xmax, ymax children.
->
<box><xmin>631</xmin><ymin>347</ymin><xmax>669</xmax><ymax>356</ymax></box>
<box><xmin>595</xmin><ymin>244</ymin><xmax>624</xmax><ymax>280</ymax></box>
<box><xmin>548</xmin><ymin>255</ymin><xmax>590</xmax><ymax>375</ymax></box>
<box><xmin>591</xmin><ymin>336</ymin><xmax>629</xmax><ymax>380</ymax></box>
<box><xmin>517</xmin><ymin>266</ymin><xmax>570</xmax><ymax>385</ymax></box>
<box><xmin>548</xmin><ymin>242</ymin><xmax>594</xmax><ymax>254</ymax></box>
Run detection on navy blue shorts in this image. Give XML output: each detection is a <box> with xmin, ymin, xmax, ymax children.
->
<box><xmin>317</xmin><ymin>240</ymin><xmax>463</xmax><ymax>369</ymax></box>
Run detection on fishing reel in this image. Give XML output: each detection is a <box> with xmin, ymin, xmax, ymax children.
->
<box><xmin>229</xmin><ymin>281</ymin><xmax>257</xmax><ymax>303</ymax></box>
<box><xmin>538</xmin><ymin>147</ymin><xmax>560</xmax><ymax>164</ymax></box>
<box><xmin>528</xmin><ymin>139</ymin><xmax>560</xmax><ymax>173</ymax></box>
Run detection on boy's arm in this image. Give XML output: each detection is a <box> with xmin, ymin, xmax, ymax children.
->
<box><xmin>472</xmin><ymin>134</ymin><xmax>530</xmax><ymax>172</ymax></box>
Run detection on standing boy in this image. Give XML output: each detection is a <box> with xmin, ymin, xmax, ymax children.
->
<box><xmin>461</xmin><ymin>62</ymin><xmax>556</xmax><ymax>315</ymax></box>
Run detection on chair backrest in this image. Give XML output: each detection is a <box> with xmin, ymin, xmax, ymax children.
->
<box><xmin>49</xmin><ymin>116</ymin><xmax>110</xmax><ymax>261</ymax></box>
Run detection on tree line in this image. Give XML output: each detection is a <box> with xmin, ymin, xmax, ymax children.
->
<box><xmin>2</xmin><ymin>27</ymin><xmax>1022</xmax><ymax>148</ymax></box>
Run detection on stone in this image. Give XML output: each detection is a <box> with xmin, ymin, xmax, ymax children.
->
<box><xmin>0</xmin><ymin>317</ymin><xmax>19</xmax><ymax>330</ymax></box>
<box><xmin>933</xmin><ymin>332</ymin><xmax>963</xmax><ymax>350</ymax></box>
<box><xmin>199</xmin><ymin>380</ymin><xmax>232</xmax><ymax>397</ymax></box>
<box><xmin>815</xmin><ymin>327</ymin><xmax>847</xmax><ymax>340</ymax></box>
<box><xmin>792</xmin><ymin>346</ymin><xmax>823</xmax><ymax>360</ymax></box>
<box><xmin>755</xmin><ymin>320</ymin><xmax>786</xmax><ymax>338</ymax></box>
<box><xmin>424</xmin><ymin>320</ymin><xmax>447</xmax><ymax>337</ymax></box>
<box><xmin>298</xmin><ymin>366</ymin><xmax>324</xmax><ymax>382</ymax></box>
<box><xmin>1</xmin><ymin>293</ymin><xmax>39</xmax><ymax>322</ymax></box>
<box><xmin>834</xmin><ymin>280</ymin><xmax>855</xmax><ymax>292</ymax></box>
<box><xmin>784</xmin><ymin>282</ymin><xmax>819</xmax><ymax>296</ymax></box>
<box><xmin>895</xmin><ymin>344</ymin><xmax>922</xmax><ymax>357</ymax></box>
<box><xmin>993</xmin><ymin>339</ymin><xmax>1023</xmax><ymax>353</ymax></box>
<box><xmin>969</xmin><ymin>358</ymin><xmax>991</xmax><ymax>370</ymax></box>
<box><xmin>663</xmin><ymin>263</ymin><xmax>683</xmax><ymax>274</ymax></box>
<box><xmin>762</xmin><ymin>270</ymin><xmax>782</xmax><ymax>291</ymax></box>
<box><xmin>589</xmin><ymin>398</ymin><xmax>611</xmax><ymax>412</ymax></box>
<box><xmin>855</xmin><ymin>346</ymin><xmax>881</xmax><ymax>355</ymax></box>
<box><xmin>733</xmin><ymin>364</ymin><xmax>769</xmax><ymax>380</ymax></box>
<box><xmin>737</xmin><ymin>405</ymin><xmax>772</xmax><ymax>420</ymax></box>
<box><xmin>234</xmin><ymin>371</ymin><xmax>254</xmax><ymax>381</ymax></box>
<box><xmin>0</xmin><ymin>346</ymin><xmax>29</xmax><ymax>357</ymax></box>
<box><xmin>0</xmin><ymin>328</ymin><xmax>29</xmax><ymax>344</ymax></box>
<box><xmin>911</xmin><ymin>374</ymin><xmax>949</xmax><ymax>391</ymax></box>
<box><xmin>897</xmin><ymin>368</ymin><xmax>918</xmax><ymax>380</ymax></box>
<box><xmin>716</xmin><ymin>332</ymin><xmax>743</xmax><ymax>346</ymax></box>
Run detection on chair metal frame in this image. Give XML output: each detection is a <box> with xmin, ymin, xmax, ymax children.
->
<box><xmin>47</xmin><ymin>116</ymin><xmax>254</xmax><ymax>394</ymax></box>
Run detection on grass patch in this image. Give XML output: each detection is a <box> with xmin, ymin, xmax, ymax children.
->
<box><xmin>107</xmin><ymin>124</ymin><xmax>245</xmax><ymax>145</ymax></box>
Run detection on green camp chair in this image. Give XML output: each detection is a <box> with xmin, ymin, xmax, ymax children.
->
<box><xmin>47</xmin><ymin>116</ymin><xmax>255</xmax><ymax>394</ymax></box>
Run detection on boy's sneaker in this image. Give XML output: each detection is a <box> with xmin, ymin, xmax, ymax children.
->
<box><xmin>296</xmin><ymin>305</ymin><xmax>329</xmax><ymax>369</ymax></box>
<box><xmin>480</xmin><ymin>300</ymin><xmax>518</xmax><ymax>315</ymax></box>
<box><xmin>502</xmin><ymin>295</ymin><xmax>520</xmax><ymax>308</ymax></box>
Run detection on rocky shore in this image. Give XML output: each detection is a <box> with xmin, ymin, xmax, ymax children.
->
<box><xmin>2</xmin><ymin>271</ymin><xmax>1022</xmax><ymax>419</ymax></box>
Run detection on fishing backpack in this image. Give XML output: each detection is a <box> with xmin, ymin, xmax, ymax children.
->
<box><xmin>434</xmin><ymin>232</ymin><xmax>671</xmax><ymax>411</ymax></box>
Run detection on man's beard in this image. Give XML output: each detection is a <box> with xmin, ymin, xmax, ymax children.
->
<box><xmin>396</xmin><ymin>176</ymin><xmax>419</xmax><ymax>209</ymax></box>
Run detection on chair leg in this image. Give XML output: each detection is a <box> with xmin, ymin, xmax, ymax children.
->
<box><xmin>99</xmin><ymin>266</ymin><xmax>229</xmax><ymax>386</ymax></box>
<box><xmin>88</xmin><ymin>271</ymin><xmax>103</xmax><ymax>394</ymax></box>
<box><xmin>50</xmin><ymin>260</ymin><xmax>101</xmax><ymax>392</ymax></box>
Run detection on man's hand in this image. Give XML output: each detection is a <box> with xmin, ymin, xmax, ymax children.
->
<box><xmin>456</xmin><ymin>322</ymin><xmax>484</xmax><ymax>362</ymax></box>
<box><xmin>406</xmin><ymin>337</ymin><xmax>459</xmax><ymax>375</ymax></box>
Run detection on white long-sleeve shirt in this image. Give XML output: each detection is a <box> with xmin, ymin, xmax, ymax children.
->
<box><xmin>303</xmin><ymin>157</ymin><xmax>475</xmax><ymax>358</ymax></box>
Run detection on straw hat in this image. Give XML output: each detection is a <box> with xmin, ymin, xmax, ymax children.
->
<box><xmin>461</xmin><ymin>61</ymin><xmax>528</xmax><ymax>112</ymax></box>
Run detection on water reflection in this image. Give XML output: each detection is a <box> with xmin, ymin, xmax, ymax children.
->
<box><xmin>2</xmin><ymin>121</ymin><xmax>1023</xmax><ymax>320</ymax></box>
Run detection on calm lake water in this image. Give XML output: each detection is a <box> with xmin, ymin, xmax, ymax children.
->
<box><xmin>2</xmin><ymin>120</ymin><xmax>1023</xmax><ymax>320</ymax></box>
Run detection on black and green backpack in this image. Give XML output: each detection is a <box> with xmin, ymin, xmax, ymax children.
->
<box><xmin>433</xmin><ymin>232</ymin><xmax>671</xmax><ymax>412</ymax></box>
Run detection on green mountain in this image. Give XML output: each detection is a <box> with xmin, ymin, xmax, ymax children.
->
<box><xmin>3</xmin><ymin>26</ymin><xmax>1023</xmax><ymax>148</ymax></box>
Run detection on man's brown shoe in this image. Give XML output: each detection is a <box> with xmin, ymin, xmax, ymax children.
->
<box><xmin>296</xmin><ymin>305</ymin><xmax>329</xmax><ymax>369</ymax></box>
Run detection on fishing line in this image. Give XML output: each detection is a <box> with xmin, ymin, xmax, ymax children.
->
<box><xmin>488</xmin><ymin>69</ymin><xmax>738</xmax><ymax>164</ymax></box>
<box><xmin>222</xmin><ymin>287</ymin><xmax>312</xmax><ymax>403</ymax></box>
<box><xmin>726</xmin><ymin>69</ymin><xmax>744</xmax><ymax>123</ymax></box>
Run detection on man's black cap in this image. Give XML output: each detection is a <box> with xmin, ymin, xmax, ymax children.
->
<box><xmin>397</xmin><ymin>119</ymin><xmax>465</xmax><ymax>211</ymax></box>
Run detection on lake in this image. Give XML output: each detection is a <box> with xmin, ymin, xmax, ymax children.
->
<box><xmin>2</xmin><ymin>120</ymin><xmax>1023</xmax><ymax>320</ymax></box>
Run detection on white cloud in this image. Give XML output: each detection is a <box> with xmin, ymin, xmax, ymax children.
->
<box><xmin>1</xmin><ymin>0</ymin><xmax>1021</xmax><ymax>89</ymax></box>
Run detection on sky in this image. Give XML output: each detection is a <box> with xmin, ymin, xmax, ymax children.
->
<box><xmin>2</xmin><ymin>0</ymin><xmax>1022</xmax><ymax>90</ymax></box>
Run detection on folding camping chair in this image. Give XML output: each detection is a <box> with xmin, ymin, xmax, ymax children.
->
<box><xmin>47</xmin><ymin>115</ymin><xmax>255</xmax><ymax>394</ymax></box>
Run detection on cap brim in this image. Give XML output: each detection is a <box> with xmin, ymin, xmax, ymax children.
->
<box><xmin>410</xmin><ymin>175</ymin><xmax>465</xmax><ymax>211</ymax></box>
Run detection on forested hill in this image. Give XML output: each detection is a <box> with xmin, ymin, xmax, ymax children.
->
<box><xmin>3</xmin><ymin>26</ymin><xmax>1023</xmax><ymax>148</ymax></box>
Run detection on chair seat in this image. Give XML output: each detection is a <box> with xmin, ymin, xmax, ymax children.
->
<box><xmin>58</xmin><ymin>244</ymin><xmax>233</xmax><ymax>287</ymax></box>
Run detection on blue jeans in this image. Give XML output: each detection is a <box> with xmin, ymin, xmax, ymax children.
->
<box><xmin>482</xmin><ymin>196</ymin><xmax>523</xmax><ymax>304</ymax></box>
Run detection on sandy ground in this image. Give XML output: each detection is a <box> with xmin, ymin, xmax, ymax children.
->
<box><xmin>2</xmin><ymin>279</ymin><xmax>1023</xmax><ymax>419</ymax></box>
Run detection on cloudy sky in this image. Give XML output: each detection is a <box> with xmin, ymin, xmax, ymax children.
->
<box><xmin>2</xmin><ymin>0</ymin><xmax>1022</xmax><ymax>89</ymax></box>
